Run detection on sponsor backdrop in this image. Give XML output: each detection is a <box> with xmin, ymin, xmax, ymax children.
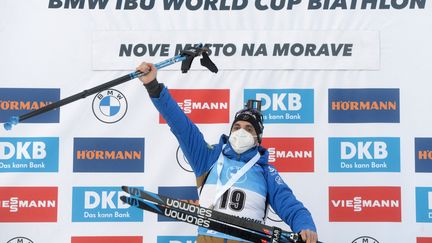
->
<box><xmin>0</xmin><ymin>0</ymin><xmax>431</xmax><ymax>242</ymax></box>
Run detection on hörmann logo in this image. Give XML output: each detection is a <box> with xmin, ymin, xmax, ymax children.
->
<box><xmin>329</xmin><ymin>137</ymin><xmax>400</xmax><ymax>172</ymax></box>
<box><xmin>162</xmin><ymin>89</ymin><xmax>229</xmax><ymax>124</ymax></box>
<box><xmin>72</xmin><ymin>186</ymin><xmax>143</xmax><ymax>222</ymax></box>
<box><xmin>415</xmin><ymin>187</ymin><xmax>432</xmax><ymax>223</ymax></box>
<box><xmin>415</xmin><ymin>138</ymin><xmax>432</xmax><ymax>173</ymax></box>
<box><xmin>73</xmin><ymin>137</ymin><xmax>144</xmax><ymax>173</ymax></box>
<box><xmin>0</xmin><ymin>137</ymin><xmax>59</xmax><ymax>173</ymax></box>
<box><xmin>71</xmin><ymin>236</ymin><xmax>143</xmax><ymax>243</ymax></box>
<box><xmin>0</xmin><ymin>88</ymin><xmax>60</xmax><ymax>123</ymax></box>
<box><xmin>158</xmin><ymin>186</ymin><xmax>199</xmax><ymax>222</ymax></box>
<box><xmin>328</xmin><ymin>88</ymin><xmax>400</xmax><ymax>123</ymax></box>
<box><xmin>0</xmin><ymin>187</ymin><xmax>58</xmax><ymax>222</ymax></box>
<box><xmin>244</xmin><ymin>89</ymin><xmax>314</xmax><ymax>123</ymax></box>
<box><xmin>261</xmin><ymin>137</ymin><xmax>314</xmax><ymax>172</ymax></box>
<box><xmin>329</xmin><ymin>186</ymin><xmax>401</xmax><ymax>222</ymax></box>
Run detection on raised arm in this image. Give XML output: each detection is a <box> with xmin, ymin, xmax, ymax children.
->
<box><xmin>136</xmin><ymin>62</ymin><xmax>220</xmax><ymax>177</ymax></box>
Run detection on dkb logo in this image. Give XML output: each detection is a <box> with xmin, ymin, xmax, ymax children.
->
<box><xmin>244</xmin><ymin>89</ymin><xmax>314</xmax><ymax>123</ymax></box>
<box><xmin>72</xmin><ymin>186</ymin><xmax>143</xmax><ymax>222</ymax></box>
<box><xmin>0</xmin><ymin>137</ymin><xmax>59</xmax><ymax>172</ymax></box>
<box><xmin>415</xmin><ymin>187</ymin><xmax>432</xmax><ymax>223</ymax></box>
<box><xmin>329</xmin><ymin>137</ymin><xmax>400</xmax><ymax>172</ymax></box>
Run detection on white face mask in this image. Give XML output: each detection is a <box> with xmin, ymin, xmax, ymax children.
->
<box><xmin>228</xmin><ymin>128</ymin><xmax>256</xmax><ymax>154</ymax></box>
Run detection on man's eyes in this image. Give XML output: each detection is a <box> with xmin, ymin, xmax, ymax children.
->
<box><xmin>232</xmin><ymin>125</ymin><xmax>254</xmax><ymax>134</ymax></box>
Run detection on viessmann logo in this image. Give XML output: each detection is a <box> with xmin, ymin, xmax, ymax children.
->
<box><xmin>73</xmin><ymin>137</ymin><xmax>144</xmax><ymax>173</ymax></box>
<box><xmin>161</xmin><ymin>89</ymin><xmax>230</xmax><ymax>124</ymax></box>
<box><xmin>0</xmin><ymin>88</ymin><xmax>60</xmax><ymax>123</ymax></box>
<box><xmin>261</xmin><ymin>137</ymin><xmax>314</xmax><ymax>172</ymax></box>
<box><xmin>244</xmin><ymin>89</ymin><xmax>314</xmax><ymax>124</ymax></box>
<box><xmin>71</xmin><ymin>236</ymin><xmax>143</xmax><ymax>243</ymax></box>
<box><xmin>0</xmin><ymin>187</ymin><xmax>58</xmax><ymax>222</ymax></box>
<box><xmin>328</xmin><ymin>88</ymin><xmax>400</xmax><ymax>123</ymax></box>
<box><xmin>329</xmin><ymin>186</ymin><xmax>401</xmax><ymax>222</ymax></box>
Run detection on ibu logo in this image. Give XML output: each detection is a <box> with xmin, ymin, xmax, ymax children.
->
<box><xmin>72</xmin><ymin>187</ymin><xmax>143</xmax><ymax>222</ymax></box>
<box><xmin>329</xmin><ymin>137</ymin><xmax>400</xmax><ymax>172</ymax></box>
<box><xmin>157</xmin><ymin>236</ymin><xmax>197</xmax><ymax>243</ymax></box>
<box><xmin>244</xmin><ymin>89</ymin><xmax>314</xmax><ymax>123</ymax></box>
<box><xmin>0</xmin><ymin>137</ymin><xmax>59</xmax><ymax>172</ymax></box>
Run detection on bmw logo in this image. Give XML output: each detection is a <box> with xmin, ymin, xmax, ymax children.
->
<box><xmin>92</xmin><ymin>89</ymin><xmax>128</xmax><ymax>123</ymax></box>
<box><xmin>352</xmin><ymin>236</ymin><xmax>379</xmax><ymax>243</ymax></box>
<box><xmin>7</xmin><ymin>237</ymin><xmax>34</xmax><ymax>243</ymax></box>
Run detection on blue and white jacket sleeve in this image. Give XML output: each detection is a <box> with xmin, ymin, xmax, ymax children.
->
<box><xmin>149</xmin><ymin>86</ymin><xmax>220</xmax><ymax>178</ymax></box>
<box><xmin>264</xmin><ymin>165</ymin><xmax>317</xmax><ymax>233</ymax></box>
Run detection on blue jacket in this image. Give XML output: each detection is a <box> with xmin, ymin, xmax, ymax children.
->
<box><xmin>151</xmin><ymin>87</ymin><xmax>317</xmax><ymax>233</ymax></box>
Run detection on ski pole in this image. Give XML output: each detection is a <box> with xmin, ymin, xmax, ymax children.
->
<box><xmin>3</xmin><ymin>43</ymin><xmax>217</xmax><ymax>131</ymax></box>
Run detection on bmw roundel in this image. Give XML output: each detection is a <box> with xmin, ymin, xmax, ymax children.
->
<box><xmin>92</xmin><ymin>89</ymin><xmax>128</xmax><ymax>123</ymax></box>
